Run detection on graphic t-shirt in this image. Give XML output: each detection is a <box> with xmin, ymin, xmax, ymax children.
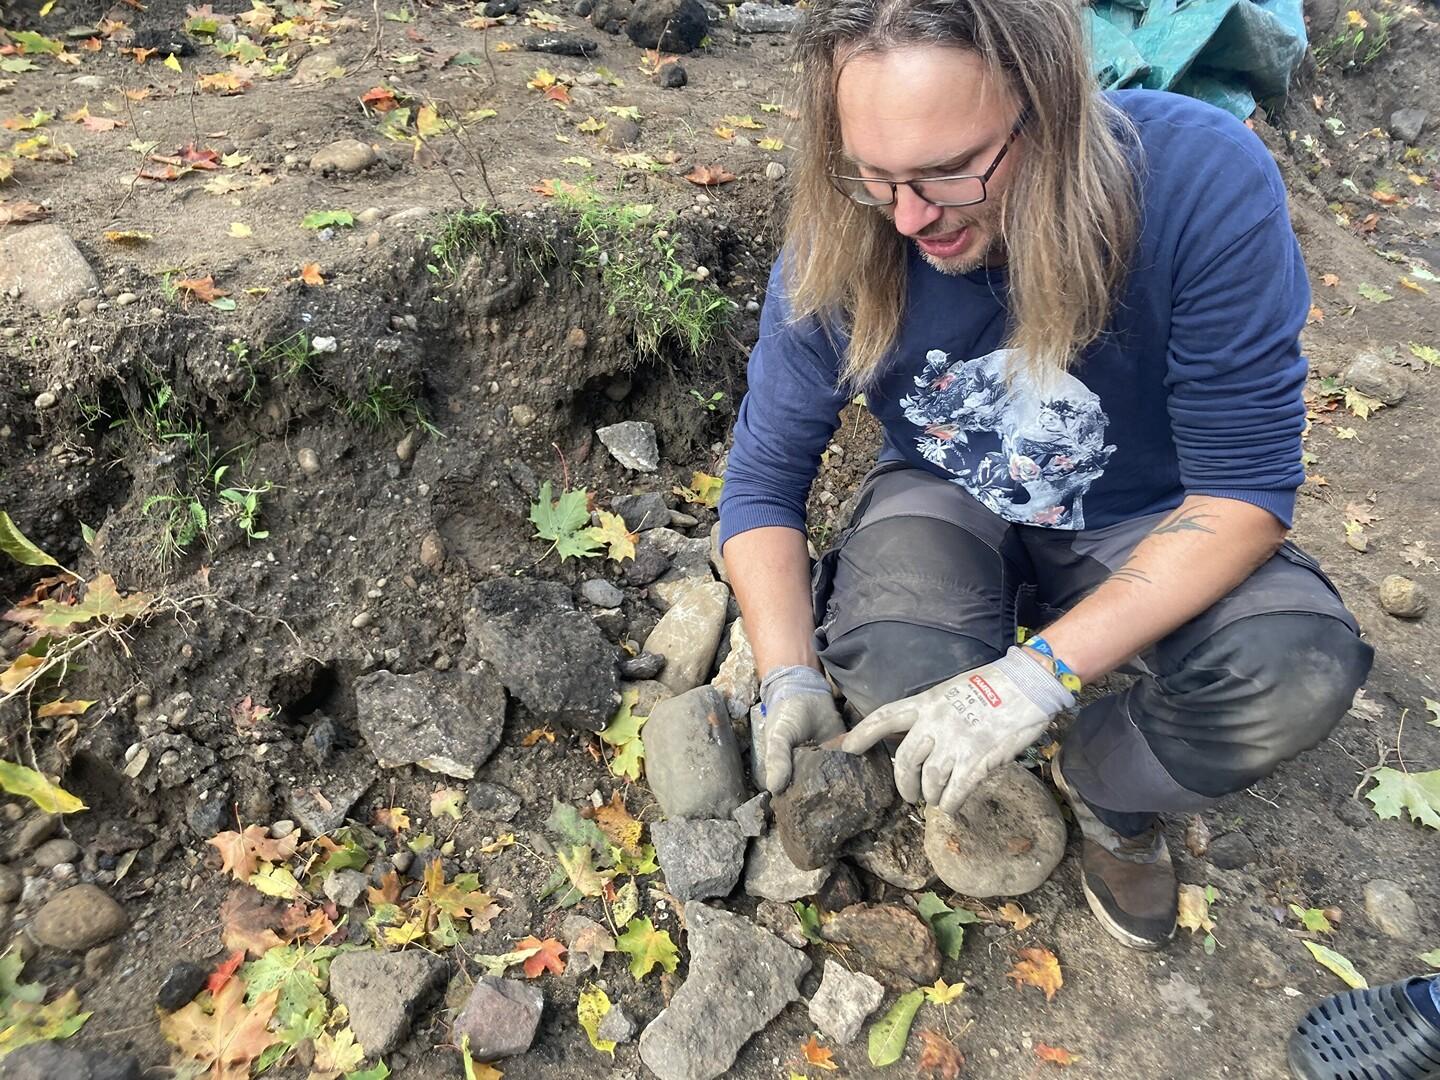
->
<box><xmin>718</xmin><ymin>89</ymin><xmax>1311</xmax><ymax>546</ymax></box>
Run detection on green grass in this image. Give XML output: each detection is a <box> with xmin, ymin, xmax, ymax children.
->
<box><xmin>1314</xmin><ymin>11</ymin><xmax>1397</xmax><ymax>70</ymax></box>
<box><xmin>426</xmin><ymin>205</ymin><xmax>503</xmax><ymax>283</ymax></box>
<box><xmin>342</xmin><ymin>376</ymin><xmax>441</xmax><ymax>438</ymax></box>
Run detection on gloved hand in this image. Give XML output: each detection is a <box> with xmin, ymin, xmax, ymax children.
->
<box><xmin>839</xmin><ymin>646</ymin><xmax>1073</xmax><ymax>815</ymax></box>
<box><xmin>756</xmin><ymin>664</ymin><xmax>845</xmax><ymax>794</ymax></box>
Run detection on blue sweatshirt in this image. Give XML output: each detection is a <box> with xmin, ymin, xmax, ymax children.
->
<box><xmin>719</xmin><ymin>90</ymin><xmax>1310</xmax><ymax>547</ymax></box>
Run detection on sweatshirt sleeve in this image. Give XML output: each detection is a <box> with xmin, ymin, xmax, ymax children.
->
<box><xmin>1164</xmin><ymin>134</ymin><xmax>1309</xmax><ymax>528</ymax></box>
<box><xmin>719</xmin><ymin>258</ymin><xmax>849</xmax><ymax>548</ymax></box>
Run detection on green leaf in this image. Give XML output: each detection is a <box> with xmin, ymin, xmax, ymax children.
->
<box><xmin>1418</xmin><ymin>947</ymin><xmax>1440</xmax><ymax>967</ymax></box>
<box><xmin>0</xmin><ymin>949</ymin><xmax>45</xmax><ymax>1005</ymax></box>
<box><xmin>1424</xmin><ymin>699</ymin><xmax>1440</xmax><ymax>727</ymax></box>
<box><xmin>249</xmin><ymin>864</ymin><xmax>303</xmax><ymax>899</ymax></box>
<box><xmin>1343</xmin><ymin>387</ymin><xmax>1384</xmax><ymax>419</ymax></box>
<box><xmin>240</xmin><ymin>945</ymin><xmax>337</xmax><ymax>1027</ymax></box>
<box><xmin>472</xmin><ymin>946</ymin><xmax>541</xmax><ymax>978</ymax></box>
<box><xmin>867</xmin><ymin>988</ymin><xmax>924</xmax><ymax>1067</ymax></box>
<box><xmin>1365</xmin><ymin>767</ymin><xmax>1440</xmax><ymax>829</ymax></box>
<box><xmin>577</xmin><ymin>984</ymin><xmax>616</xmax><ymax>1055</ymax></box>
<box><xmin>914</xmin><ymin>891</ymin><xmax>973</xmax><ymax>960</ymax></box>
<box><xmin>300</xmin><ymin>210</ymin><xmax>355</xmax><ymax>229</ymax></box>
<box><xmin>0</xmin><ymin>511</ymin><xmax>65</xmax><ymax>570</ymax></box>
<box><xmin>1357</xmin><ymin>283</ymin><xmax>1393</xmax><ymax>303</ymax></box>
<box><xmin>601</xmin><ymin>688</ymin><xmax>648</xmax><ymax>780</ymax></box>
<box><xmin>0</xmin><ymin>761</ymin><xmax>86</xmax><ymax>814</ymax></box>
<box><xmin>311</xmin><ymin>830</ymin><xmax>369</xmax><ymax>879</ymax></box>
<box><xmin>529</xmin><ymin>481</ymin><xmax>603</xmax><ymax>561</ymax></box>
<box><xmin>610</xmin><ymin>878</ymin><xmax>639</xmax><ymax>927</ymax></box>
<box><xmin>9</xmin><ymin>30</ymin><xmax>64</xmax><ymax>54</ymax></box>
<box><xmin>615</xmin><ymin>916</ymin><xmax>679</xmax><ymax>978</ymax></box>
<box><xmin>792</xmin><ymin>901</ymin><xmax>824</xmax><ymax>944</ymax></box>
<box><xmin>545</xmin><ymin>799</ymin><xmax>610</xmax><ymax>855</ymax></box>
<box><xmin>1303</xmin><ymin>941</ymin><xmax>1368</xmax><ymax>989</ymax></box>
<box><xmin>345</xmin><ymin>1065</ymin><xmax>391</xmax><ymax>1080</ymax></box>
<box><xmin>1289</xmin><ymin>904</ymin><xmax>1334</xmax><ymax>934</ymax></box>
<box><xmin>1409</xmin><ymin>343</ymin><xmax>1440</xmax><ymax>368</ymax></box>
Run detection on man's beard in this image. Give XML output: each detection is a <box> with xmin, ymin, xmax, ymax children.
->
<box><xmin>914</xmin><ymin>202</ymin><xmax>1004</xmax><ymax>275</ymax></box>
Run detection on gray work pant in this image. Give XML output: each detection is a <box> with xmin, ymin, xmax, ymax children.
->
<box><xmin>811</xmin><ymin>466</ymin><xmax>1374</xmax><ymax>832</ymax></box>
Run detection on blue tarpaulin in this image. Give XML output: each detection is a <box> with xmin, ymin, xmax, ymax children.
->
<box><xmin>1087</xmin><ymin>0</ymin><xmax>1308</xmax><ymax>119</ymax></box>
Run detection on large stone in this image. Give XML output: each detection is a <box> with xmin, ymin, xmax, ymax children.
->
<box><xmin>652</xmin><ymin>818</ymin><xmax>746</xmax><ymax>900</ymax></box>
<box><xmin>1379</xmin><ymin>574</ymin><xmax>1428</xmax><ymax>619</ymax></box>
<box><xmin>820</xmin><ymin>902</ymin><xmax>940</xmax><ymax>988</ymax></box>
<box><xmin>773</xmin><ymin>747</ymin><xmax>895</xmax><ymax>870</ymax></box>
<box><xmin>0</xmin><ymin>225</ymin><xmax>99</xmax><ymax>312</ymax></box>
<box><xmin>29</xmin><ymin>884</ymin><xmax>127</xmax><ymax>952</ymax></box>
<box><xmin>734</xmin><ymin>1</ymin><xmax>802</xmax><ymax>32</ymax></box>
<box><xmin>1363</xmin><ymin>879</ymin><xmax>1422</xmax><ymax>939</ymax></box>
<box><xmin>464</xmin><ymin>577</ymin><xmax>621</xmax><ymax>731</ymax></box>
<box><xmin>328</xmin><ymin>949</ymin><xmax>449</xmax><ymax>1056</ymax></box>
<box><xmin>642</xmin><ymin>686</ymin><xmax>748</xmax><ymax>818</ymax></box>
<box><xmin>743</xmin><ymin>828</ymin><xmax>830</xmax><ymax>902</ymax></box>
<box><xmin>1341</xmin><ymin>351</ymin><xmax>1409</xmax><ymax>405</ymax></box>
<box><xmin>1390</xmin><ymin>107</ymin><xmax>1429</xmax><ymax>145</ymax></box>
<box><xmin>624</xmin><ymin>0</ymin><xmax>708</xmax><ymax>52</ymax></box>
<box><xmin>713</xmin><ymin>619</ymin><xmax>758</xmax><ymax>721</ymax></box>
<box><xmin>453</xmin><ymin>977</ymin><xmax>545</xmax><ymax>1062</ymax></box>
<box><xmin>808</xmin><ymin>959</ymin><xmax>885</xmax><ymax>1044</ymax></box>
<box><xmin>309</xmin><ymin>138</ymin><xmax>378</xmax><ymax>174</ymax></box>
<box><xmin>849</xmin><ymin>805</ymin><xmax>936</xmax><ymax>890</ymax></box>
<box><xmin>923</xmin><ymin>764</ymin><xmax>1066</xmax><ymax>898</ymax></box>
<box><xmin>0</xmin><ymin>1043</ymin><xmax>140</xmax><ymax>1080</ymax></box>
<box><xmin>596</xmin><ymin>420</ymin><xmax>660</xmax><ymax>471</ymax></box>
<box><xmin>612</xmin><ymin>492</ymin><xmax>671</xmax><ymax>532</ymax></box>
<box><xmin>643</xmin><ymin>580</ymin><xmax>729</xmax><ymax>693</ymax></box>
<box><xmin>638</xmin><ymin>902</ymin><xmax>810</xmax><ymax>1080</ymax></box>
<box><xmin>354</xmin><ymin>667</ymin><xmax>504</xmax><ymax>779</ymax></box>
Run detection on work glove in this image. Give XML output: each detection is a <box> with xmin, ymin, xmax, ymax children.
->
<box><xmin>840</xmin><ymin>647</ymin><xmax>1073</xmax><ymax>815</ymax></box>
<box><xmin>756</xmin><ymin>664</ymin><xmax>845</xmax><ymax>794</ymax></box>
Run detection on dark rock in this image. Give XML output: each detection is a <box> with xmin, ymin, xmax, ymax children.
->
<box><xmin>0</xmin><ymin>1043</ymin><xmax>140</xmax><ymax>1080</ymax></box>
<box><xmin>329</xmin><ymin>949</ymin><xmax>450</xmax><ymax>1055</ymax></box>
<box><xmin>638</xmin><ymin>902</ymin><xmax>809</xmax><ymax>1080</ymax></box>
<box><xmin>658</xmin><ymin>62</ymin><xmax>687</xmax><ymax>88</ymax></box>
<box><xmin>302</xmin><ymin>715</ymin><xmax>338</xmax><ymax>766</ymax></box>
<box><xmin>89</xmin><ymin>821</ymin><xmax>154</xmax><ymax>856</ymax></box>
<box><xmin>820</xmin><ymin>902</ymin><xmax>940</xmax><ymax>988</ymax></box>
<box><xmin>522</xmin><ymin>31</ymin><xmax>600</xmax><ymax>55</ymax></box>
<box><xmin>355</xmin><ymin>667</ymin><xmax>505</xmax><ymax>779</ymax></box>
<box><xmin>287</xmin><ymin>779</ymin><xmax>369</xmax><ymax>837</ymax></box>
<box><xmin>1207</xmin><ymin>831</ymin><xmax>1257</xmax><ymax>870</ymax></box>
<box><xmin>573</xmin><ymin>0</ymin><xmax>593</xmax><ymax>14</ymax></box>
<box><xmin>591</xmin><ymin>0</ymin><xmax>630</xmax><ymax>33</ymax></box>
<box><xmin>816</xmin><ymin>861</ymin><xmax>864</xmax><ymax>912</ymax></box>
<box><xmin>483</xmin><ymin>0</ymin><xmax>519</xmax><ymax>14</ymax></box>
<box><xmin>651</xmin><ymin>818</ymin><xmax>746</xmax><ymax>900</ymax></box>
<box><xmin>619</xmin><ymin>652</ymin><xmax>665</xmax><ymax>680</ymax></box>
<box><xmin>612</xmin><ymin>492</ymin><xmax>672</xmax><ymax>532</ymax></box>
<box><xmin>453</xmin><ymin>977</ymin><xmax>544</xmax><ymax>1061</ymax></box>
<box><xmin>467</xmin><ymin>781</ymin><xmax>522</xmax><ymax>821</ymax></box>
<box><xmin>131</xmin><ymin>28</ymin><xmax>194</xmax><ymax>54</ymax></box>
<box><xmin>601</xmin><ymin>118</ymin><xmax>641</xmax><ymax>149</ymax></box>
<box><xmin>156</xmin><ymin>960</ymin><xmax>209</xmax><ymax>1011</ymax></box>
<box><xmin>642</xmin><ymin>686</ymin><xmax>748</xmax><ymax>818</ymax></box>
<box><xmin>185</xmin><ymin>785</ymin><xmax>232</xmax><ymax>838</ymax></box>
<box><xmin>624</xmin><ymin>0</ymin><xmax>708</xmax><ymax>52</ymax></box>
<box><xmin>465</xmin><ymin>578</ymin><xmax>621</xmax><ymax>731</ymax></box>
<box><xmin>30</xmin><ymin>884</ymin><xmax>128</xmax><ymax>952</ymax></box>
<box><xmin>623</xmin><ymin>541</ymin><xmax>671</xmax><ymax>586</ymax></box>
<box><xmin>848</xmin><ymin>805</ymin><xmax>935</xmax><ymax>890</ymax></box>
<box><xmin>772</xmin><ymin>748</ymin><xmax>894</xmax><ymax>870</ymax></box>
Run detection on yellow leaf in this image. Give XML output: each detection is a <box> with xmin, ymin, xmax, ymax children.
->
<box><xmin>527</xmin><ymin>68</ymin><xmax>557</xmax><ymax>89</ymax></box>
<box><xmin>163</xmin><ymin>52</ymin><xmax>182</xmax><ymax>71</ymax></box>
<box><xmin>757</xmin><ymin>136</ymin><xmax>784</xmax><ymax>151</ymax></box>
<box><xmin>673</xmin><ymin>471</ymin><xmax>723</xmax><ymax>508</ymax></box>
<box><xmin>1006</xmin><ymin>946</ymin><xmax>1062</xmax><ymax>1001</ymax></box>
<box><xmin>923</xmin><ymin>977</ymin><xmax>965</xmax><ymax>1005</ymax></box>
<box><xmin>576</xmin><ymin>116</ymin><xmax>606</xmax><ymax>134</ymax></box>
<box><xmin>102</xmin><ymin>230</ymin><xmax>153</xmax><ymax>244</ymax></box>
<box><xmin>480</xmin><ymin>833</ymin><xmax>515</xmax><ymax>854</ymax></box>
<box><xmin>160</xmin><ymin>978</ymin><xmax>280</xmax><ymax>1078</ymax></box>
<box><xmin>1304</xmin><ymin>941</ymin><xmax>1368</xmax><ymax>988</ymax></box>
<box><xmin>592</xmin><ymin>510</ymin><xmax>637</xmax><ymax>562</ymax></box>
<box><xmin>996</xmin><ymin>901</ymin><xmax>1036</xmax><ymax>931</ymax></box>
<box><xmin>430</xmin><ymin>787</ymin><xmax>464</xmax><ymax>820</ymax></box>
<box><xmin>248</xmin><ymin>864</ymin><xmax>302</xmax><ymax>900</ymax></box>
<box><xmin>375</xmin><ymin>806</ymin><xmax>410</xmax><ymax>832</ymax></box>
<box><xmin>417</xmin><ymin>104</ymin><xmax>449</xmax><ymax>137</ymax></box>
<box><xmin>561</xmin><ymin>155</ymin><xmax>592</xmax><ymax>167</ymax></box>
<box><xmin>0</xmin><ymin>760</ymin><xmax>86</xmax><ymax>814</ymax></box>
<box><xmin>721</xmin><ymin>113</ymin><xmax>763</xmax><ymax>129</ymax></box>
<box><xmin>1345</xmin><ymin>9</ymin><xmax>1367</xmax><ymax>26</ymax></box>
<box><xmin>590</xmin><ymin>791</ymin><xmax>642</xmax><ymax>854</ymax></box>
<box><xmin>228</xmin><ymin>222</ymin><xmax>252</xmax><ymax>238</ymax></box>
<box><xmin>35</xmin><ymin>698</ymin><xmax>96</xmax><ymax>717</ymax></box>
<box><xmin>1400</xmin><ymin>277</ymin><xmax>1428</xmax><ymax>295</ymax></box>
<box><xmin>1176</xmin><ymin>883</ymin><xmax>1215</xmax><ymax>934</ymax></box>
<box><xmin>713</xmin><ymin>126</ymin><xmax>735</xmax><ymax>140</ymax></box>
<box><xmin>577</xmin><ymin>984</ymin><xmax>616</xmax><ymax>1054</ymax></box>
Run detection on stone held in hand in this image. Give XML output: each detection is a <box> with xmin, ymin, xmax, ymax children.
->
<box><xmin>642</xmin><ymin>686</ymin><xmax>749</xmax><ymax>819</ymax></box>
<box><xmin>808</xmin><ymin>959</ymin><xmax>885</xmax><ymax>1044</ymax></box>
<box><xmin>651</xmin><ymin>817</ymin><xmax>747</xmax><ymax>900</ymax></box>
<box><xmin>771</xmin><ymin>746</ymin><xmax>895</xmax><ymax>870</ymax></box>
<box><xmin>922</xmin><ymin>762</ymin><xmax>1066</xmax><ymax>898</ymax></box>
<box><xmin>328</xmin><ymin>949</ymin><xmax>449</xmax><ymax>1056</ymax></box>
<box><xmin>354</xmin><ymin>667</ymin><xmax>505</xmax><ymax>779</ymax></box>
<box><xmin>819</xmin><ymin>902</ymin><xmax>941</xmax><ymax>988</ymax></box>
<box><xmin>638</xmin><ymin>902</ymin><xmax>810</xmax><ymax>1080</ymax></box>
<box><xmin>453</xmin><ymin>976</ymin><xmax>546</xmax><ymax>1062</ymax></box>
<box><xmin>596</xmin><ymin>420</ymin><xmax>660</xmax><ymax>472</ymax></box>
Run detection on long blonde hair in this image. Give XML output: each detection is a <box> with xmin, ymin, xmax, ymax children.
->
<box><xmin>786</xmin><ymin>0</ymin><xmax>1139</xmax><ymax>390</ymax></box>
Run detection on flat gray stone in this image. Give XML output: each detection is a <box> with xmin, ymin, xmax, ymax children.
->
<box><xmin>652</xmin><ymin>818</ymin><xmax>746</xmax><ymax>900</ymax></box>
<box><xmin>642</xmin><ymin>686</ymin><xmax>748</xmax><ymax>819</ymax></box>
<box><xmin>465</xmin><ymin>578</ymin><xmax>620</xmax><ymax>731</ymax></box>
<box><xmin>597</xmin><ymin>420</ymin><xmax>659</xmax><ymax>471</ymax></box>
<box><xmin>743</xmin><ymin>829</ymin><xmax>830</xmax><ymax>902</ymax></box>
<box><xmin>0</xmin><ymin>225</ymin><xmax>99</xmax><ymax>311</ymax></box>
<box><xmin>287</xmin><ymin>779</ymin><xmax>370</xmax><ymax>837</ymax></box>
<box><xmin>1364</xmin><ymin>879</ymin><xmax>1422</xmax><ymax>939</ymax></box>
<box><xmin>713</xmin><ymin>619</ymin><xmax>757</xmax><ymax>721</ymax></box>
<box><xmin>923</xmin><ymin>763</ymin><xmax>1065</xmax><ymax>898</ymax></box>
<box><xmin>467</xmin><ymin>781</ymin><xmax>522</xmax><ymax>821</ymax></box>
<box><xmin>731</xmin><ymin>792</ymin><xmax>769</xmax><ymax>838</ymax></box>
<box><xmin>322</xmin><ymin>869</ymin><xmax>369</xmax><ymax>908</ymax></box>
<box><xmin>309</xmin><ymin>138</ymin><xmax>378</xmax><ymax>173</ymax></box>
<box><xmin>355</xmin><ymin>667</ymin><xmax>504</xmax><ymax>779</ymax></box>
<box><xmin>734</xmin><ymin>1</ymin><xmax>802</xmax><ymax>32</ymax></box>
<box><xmin>1390</xmin><ymin>107</ymin><xmax>1428</xmax><ymax>144</ymax></box>
<box><xmin>329</xmin><ymin>949</ymin><xmax>449</xmax><ymax>1056</ymax></box>
<box><xmin>580</xmin><ymin>578</ymin><xmax>624</xmax><ymax>609</ymax></box>
<box><xmin>1342</xmin><ymin>351</ymin><xmax>1409</xmax><ymax>405</ymax></box>
<box><xmin>0</xmin><ymin>1042</ymin><xmax>139</xmax><ymax>1080</ymax></box>
<box><xmin>453</xmin><ymin>977</ymin><xmax>544</xmax><ymax>1062</ymax></box>
<box><xmin>772</xmin><ymin>747</ymin><xmax>895</xmax><ymax>870</ymax></box>
<box><xmin>643</xmin><ymin>580</ymin><xmax>729</xmax><ymax>693</ymax></box>
<box><xmin>638</xmin><ymin>902</ymin><xmax>810</xmax><ymax>1080</ymax></box>
<box><xmin>808</xmin><ymin>959</ymin><xmax>884</xmax><ymax>1044</ymax></box>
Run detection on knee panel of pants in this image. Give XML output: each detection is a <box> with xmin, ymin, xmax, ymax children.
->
<box><xmin>820</xmin><ymin>624</ymin><xmax>1001</xmax><ymax>718</ymax></box>
<box><xmin>1136</xmin><ymin>611</ymin><xmax>1374</xmax><ymax>796</ymax></box>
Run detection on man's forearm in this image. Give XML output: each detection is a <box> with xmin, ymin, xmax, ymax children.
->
<box><xmin>1034</xmin><ymin>495</ymin><xmax>1287</xmax><ymax>683</ymax></box>
<box><xmin>722</xmin><ymin>526</ymin><xmax>819</xmax><ymax>676</ymax></box>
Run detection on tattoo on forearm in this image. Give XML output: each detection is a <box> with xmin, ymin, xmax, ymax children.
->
<box><xmin>1108</xmin><ymin>564</ymin><xmax>1152</xmax><ymax>586</ymax></box>
<box><xmin>1151</xmin><ymin>510</ymin><xmax>1218</xmax><ymax>536</ymax></box>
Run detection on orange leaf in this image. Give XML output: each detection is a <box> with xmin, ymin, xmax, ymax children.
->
<box><xmin>361</xmin><ymin>86</ymin><xmax>400</xmax><ymax>112</ymax></box>
<box><xmin>205</xmin><ymin>950</ymin><xmax>246</xmax><ymax>995</ymax></box>
<box><xmin>1321</xmin><ymin>273</ymin><xmax>1340</xmax><ymax>287</ymax></box>
<box><xmin>1007</xmin><ymin>946</ymin><xmax>1063</xmax><ymax>1001</ymax></box>
<box><xmin>544</xmin><ymin>84</ymin><xmax>571</xmax><ymax>105</ymax></box>
<box><xmin>207</xmin><ymin>825</ymin><xmax>298</xmax><ymax>881</ymax></box>
<box><xmin>684</xmin><ymin>163</ymin><xmax>736</xmax><ymax>186</ymax></box>
<box><xmin>801</xmin><ymin>1035</ymin><xmax>838</xmax><ymax>1070</ymax></box>
<box><xmin>1036</xmin><ymin>1042</ymin><xmax>1080</xmax><ymax>1066</ymax></box>
<box><xmin>521</xmin><ymin>727</ymin><xmax>556</xmax><ymax>747</ymax></box>
<box><xmin>1356</xmin><ymin>213</ymin><xmax>1379</xmax><ymax>234</ymax></box>
<box><xmin>1372</xmin><ymin>190</ymin><xmax>1401</xmax><ymax>205</ymax></box>
<box><xmin>996</xmin><ymin>901</ymin><xmax>1035</xmax><ymax>931</ymax></box>
<box><xmin>219</xmin><ymin>888</ymin><xmax>285</xmax><ymax>958</ymax></box>
<box><xmin>1307</xmin><ymin>304</ymin><xmax>1325</xmax><ymax>325</ymax></box>
<box><xmin>367</xmin><ymin>869</ymin><xmax>402</xmax><ymax>906</ymax></box>
<box><xmin>375</xmin><ymin>806</ymin><xmax>410</xmax><ymax>832</ymax></box>
<box><xmin>917</xmin><ymin>1028</ymin><xmax>964</xmax><ymax>1079</ymax></box>
<box><xmin>587</xmin><ymin>791</ymin><xmax>642</xmax><ymax>855</ymax></box>
<box><xmin>299</xmin><ymin>262</ymin><xmax>324</xmax><ymax>286</ymax></box>
<box><xmin>160</xmin><ymin>977</ymin><xmax>280</xmax><ymax>1080</ymax></box>
<box><xmin>516</xmin><ymin>936</ymin><xmax>566</xmax><ymax>977</ymax></box>
<box><xmin>175</xmin><ymin>275</ymin><xmax>229</xmax><ymax>303</ymax></box>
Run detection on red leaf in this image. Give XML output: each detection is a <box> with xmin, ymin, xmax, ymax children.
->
<box><xmin>917</xmin><ymin>1029</ymin><xmax>965</xmax><ymax>1079</ymax></box>
<box><xmin>1036</xmin><ymin>1042</ymin><xmax>1080</xmax><ymax>1066</ymax></box>
<box><xmin>684</xmin><ymin>163</ymin><xmax>736</xmax><ymax>186</ymax></box>
<box><xmin>516</xmin><ymin>936</ymin><xmax>566</xmax><ymax>977</ymax></box>
<box><xmin>205</xmin><ymin>949</ymin><xmax>246</xmax><ymax>995</ymax></box>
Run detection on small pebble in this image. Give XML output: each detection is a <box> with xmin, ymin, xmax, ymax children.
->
<box><xmin>34</xmin><ymin>391</ymin><xmax>58</xmax><ymax>410</ymax></box>
<box><xmin>765</xmin><ymin>161</ymin><xmax>786</xmax><ymax>181</ymax></box>
<box><xmin>270</xmin><ymin>820</ymin><xmax>296</xmax><ymax>839</ymax></box>
<box><xmin>298</xmin><ymin>448</ymin><xmax>321</xmax><ymax>475</ymax></box>
<box><xmin>511</xmin><ymin>404</ymin><xmax>537</xmax><ymax>428</ymax></box>
<box><xmin>115</xmin><ymin>292</ymin><xmax>138</xmax><ymax>307</ymax></box>
<box><xmin>351</xmin><ymin>611</ymin><xmax>373</xmax><ymax>630</ymax></box>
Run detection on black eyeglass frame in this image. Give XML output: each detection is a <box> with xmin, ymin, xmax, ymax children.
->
<box><xmin>826</xmin><ymin>115</ymin><xmax>1027</xmax><ymax>209</ymax></box>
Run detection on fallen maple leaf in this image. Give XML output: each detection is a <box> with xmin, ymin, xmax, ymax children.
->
<box><xmin>996</xmin><ymin>901</ymin><xmax>1035</xmax><ymax>931</ymax></box>
<box><xmin>591</xmin><ymin>510</ymin><xmax>637</xmax><ymax>563</ymax></box>
<box><xmin>219</xmin><ymin>887</ymin><xmax>286</xmax><ymax>957</ymax></box>
<box><xmin>1007</xmin><ymin>946</ymin><xmax>1062</xmax><ymax>1001</ymax></box>
<box><xmin>520</xmin><ymin>727</ymin><xmax>556</xmax><ymax>747</ymax></box>
<box><xmin>517</xmin><ymin>936</ymin><xmax>567</xmax><ymax>977</ymax></box>
<box><xmin>0</xmin><ymin>200</ymin><xmax>49</xmax><ymax>225</ymax></box>
<box><xmin>684</xmin><ymin>163</ymin><xmax>737</xmax><ymax>186</ymax></box>
<box><xmin>801</xmin><ymin>1034</ymin><xmax>838</xmax><ymax>1070</ymax></box>
<box><xmin>160</xmin><ymin>976</ymin><xmax>280</xmax><ymax>1080</ymax></box>
<box><xmin>587</xmin><ymin>791</ymin><xmax>642</xmax><ymax>855</ymax></box>
<box><xmin>917</xmin><ymin>1028</ymin><xmax>964</xmax><ymax>1080</ymax></box>
<box><xmin>367</xmin><ymin>869</ymin><xmax>402</xmax><ymax>905</ymax></box>
<box><xmin>361</xmin><ymin>86</ymin><xmax>400</xmax><ymax>112</ymax></box>
<box><xmin>205</xmin><ymin>949</ymin><xmax>246</xmax><ymax>995</ymax></box>
<box><xmin>175</xmin><ymin>275</ymin><xmax>229</xmax><ymax>303</ymax></box>
<box><xmin>1036</xmin><ymin>1042</ymin><xmax>1080</xmax><ymax>1066</ymax></box>
<box><xmin>375</xmin><ymin>806</ymin><xmax>410</xmax><ymax>832</ymax></box>
<box><xmin>208</xmin><ymin>825</ymin><xmax>299</xmax><ymax>881</ymax></box>
<box><xmin>299</xmin><ymin>262</ymin><xmax>324</xmax><ymax>286</ymax></box>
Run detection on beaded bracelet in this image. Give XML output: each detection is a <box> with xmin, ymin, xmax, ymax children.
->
<box><xmin>1020</xmin><ymin>634</ymin><xmax>1083</xmax><ymax>694</ymax></box>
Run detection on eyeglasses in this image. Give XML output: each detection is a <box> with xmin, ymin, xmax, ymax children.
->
<box><xmin>827</xmin><ymin>119</ymin><xmax>1024</xmax><ymax>208</ymax></box>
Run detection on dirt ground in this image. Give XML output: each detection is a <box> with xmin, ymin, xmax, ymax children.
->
<box><xmin>1</xmin><ymin>0</ymin><xmax>1438</xmax><ymax>1076</ymax></box>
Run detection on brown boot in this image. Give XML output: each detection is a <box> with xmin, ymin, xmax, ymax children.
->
<box><xmin>1051</xmin><ymin>745</ymin><xmax>1177</xmax><ymax>950</ymax></box>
